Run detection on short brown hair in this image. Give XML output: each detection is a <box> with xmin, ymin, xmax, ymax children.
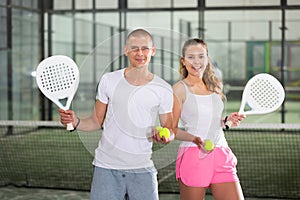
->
<box><xmin>126</xmin><ymin>28</ymin><xmax>154</xmax><ymax>45</ymax></box>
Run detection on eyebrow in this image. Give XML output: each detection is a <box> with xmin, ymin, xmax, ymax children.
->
<box><xmin>186</xmin><ymin>52</ymin><xmax>206</xmax><ymax>56</ymax></box>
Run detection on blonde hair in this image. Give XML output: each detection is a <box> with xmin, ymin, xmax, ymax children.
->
<box><xmin>179</xmin><ymin>38</ymin><xmax>225</xmax><ymax>99</ymax></box>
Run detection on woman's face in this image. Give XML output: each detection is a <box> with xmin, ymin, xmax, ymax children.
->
<box><xmin>182</xmin><ymin>44</ymin><xmax>208</xmax><ymax>77</ymax></box>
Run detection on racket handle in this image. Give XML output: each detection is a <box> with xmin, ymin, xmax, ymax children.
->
<box><xmin>66</xmin><ymin>122</ymin><xmax>74</xmax><ymax>131</ymax></box>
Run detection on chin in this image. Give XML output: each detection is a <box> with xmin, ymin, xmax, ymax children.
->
<box><xmin>135</xmin><ymin>63</ymin><xmax>147</xmax><ymax>68</ymax></box>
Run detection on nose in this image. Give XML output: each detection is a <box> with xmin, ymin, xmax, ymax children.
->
<box><xmin>193</xmin><ymin>57</ymin><xmax>201</xmax><ymax>64</ymax></box>
<box><xmin>136</xmin><ymin>48</ymin><xmax>143</xmax><ymax>55</ymax></box>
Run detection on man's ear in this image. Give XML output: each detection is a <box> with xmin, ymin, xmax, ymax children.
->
<box><xmin>151</xmin><ymin>46</ymin><xmax>156</xmax><ymax>56</ymax></box>
<box><xmin>124</xmin><ymin>46</ymin><xmax>128</xmax><ymax>56</ymax></box>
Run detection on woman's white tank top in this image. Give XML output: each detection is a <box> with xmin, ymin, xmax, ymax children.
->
<box><xmin>179</xmin><ymin>81</ymin><xmax>228</xmax><ymax>148</ymax></box>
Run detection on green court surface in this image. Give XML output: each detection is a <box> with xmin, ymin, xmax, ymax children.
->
<box><xmin>0</xmin><ymin>186</ymin><xmax>291</xmax><ymax>200</ymax></box>
<box><xmin>0</xmin><ymin>127</ymin><xmax>299</xmax><ymax>199</ymax></box>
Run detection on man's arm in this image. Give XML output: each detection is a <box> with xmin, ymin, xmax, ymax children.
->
<box><xmin>151</xmin><ymin>112</ymin><xmax>174</xmax><ymax>144</ymax></box>
<box><xmin>59</xmin><ymin>100</ymin><xmax>107</xmax><ymax>132</ymax></box>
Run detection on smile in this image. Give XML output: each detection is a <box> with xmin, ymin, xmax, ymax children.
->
<box><xmin>192</xmin><ymin>66</ymin><xmax>202</xmax><ymax>70</ymax></box>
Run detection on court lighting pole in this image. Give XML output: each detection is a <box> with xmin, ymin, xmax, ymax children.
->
<box><xmin>6</xmin><ymin>0</ymin><xmax>13</xmax><ymax>135</ymax></box>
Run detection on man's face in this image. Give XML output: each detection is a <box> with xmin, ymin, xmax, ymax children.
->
<box><xmin>124</xmin><ymin>35</ymin><xmax>156</xmax><ymax>68</ymax></box>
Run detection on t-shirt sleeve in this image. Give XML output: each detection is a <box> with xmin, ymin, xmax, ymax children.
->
<box><xmin>96</xmin><ymin>74</ymin><xmax>109</xmax><ymax>104</ymax></box>
<box><xmin>159</xmin><ymin>84</ymin><xmax>173</xmax><ymax>114</ymax></box>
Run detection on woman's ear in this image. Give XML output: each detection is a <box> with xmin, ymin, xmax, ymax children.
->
<box><xmin>180</xmin><ymin>57</ymin><xmax>185</xmax><ymax>66</ymax></box>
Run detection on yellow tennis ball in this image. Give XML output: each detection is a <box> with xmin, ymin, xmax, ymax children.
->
<box><xmin>156</xmin><ymin>127</ymin><xmax>170</xmax><ymax>139</ymax></box>
<box><xmin>155</xmin><ymin>126</ymin><xmax>163</xmax><ymax>132</ymax></box>
<box><xmin>204</xmin><ymin>140</ymin><xmax>215</xmax><ymax>152</ymax></box>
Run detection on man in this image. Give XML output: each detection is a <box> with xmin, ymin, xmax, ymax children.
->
<box><xmin>59</xmin><ymin>28</ymin><xmax>174</xmax><ymax>200</ymax></box>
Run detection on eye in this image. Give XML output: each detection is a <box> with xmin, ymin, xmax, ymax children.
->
<box><xmin>141</xmin><ymin>47</ymin><xmax>150</xmax><ymax>51</ymax></box>
<box><xmin>131</xmin><ymin>47</ymin><xmax>139</xmax><ymax>51</ymax></box>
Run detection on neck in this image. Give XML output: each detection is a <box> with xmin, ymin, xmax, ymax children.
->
<box><xmin>185</xmin><ymin>75</ymin><xmax>204</xmax><ymax>86</ymax></box>
<box><xmin>124</xmin><ymin>66</ymin><xmax>153</xmax><ymax>86</ymax></box>
<box><xmin>184</xmin><ymin>75</ymin><xmax>210</xmax><ymax>95</ymax></box>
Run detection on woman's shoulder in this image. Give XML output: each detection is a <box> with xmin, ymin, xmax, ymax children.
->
<box><xmin>173</xmin><ymin>81</ymin><xmax>188</xmax><ymax>100</ymax></box>
<box><xmin>173</xmin><ymin>81</ymin><xmax>186</xmax><ymax>91</ymax></box>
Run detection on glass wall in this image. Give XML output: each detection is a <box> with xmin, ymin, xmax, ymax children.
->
<box><xmin>0</xmin><ymin>5</ymin><xmax>8</xmax><ymax>119</ymax></box>
<box><xmin>12</xmin><ymin>9</ymin><xmax>40</xmax><ymax>120</ymax></box>
<box><xmin>206</xmin><ymin>0</ymin><xmax>280</xmax><ymax>6</ymax></box>
<box><xmin>203</xmin><ymin>10</ymin><xmax>282</xmax><ymax>81</ymax></box>
<box><xmin>0</xmin><ymin>1</ymin><xmax>40</xmax><ymax>120</ymax></box>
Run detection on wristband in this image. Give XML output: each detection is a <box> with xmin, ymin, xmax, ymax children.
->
<box><xmin>224</xmin><ymin>116</ymin><xmax>229</xmax><ymax>130</ymax></box>
<box><xmin>70</xmin><ymin>117</ymin><xmax>80</xmax><ymax>132</ymax></box>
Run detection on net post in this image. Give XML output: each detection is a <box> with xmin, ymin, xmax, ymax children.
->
<box><xmin>6</xmin><ymin>125</ymin><xmax>13</xmax><ymax>135</ymax></box>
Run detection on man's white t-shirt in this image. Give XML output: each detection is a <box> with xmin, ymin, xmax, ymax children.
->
<box><xmin>94</xmin><ymin>68</ymin><xmax>173</xmax><ymax>169</ymax></box>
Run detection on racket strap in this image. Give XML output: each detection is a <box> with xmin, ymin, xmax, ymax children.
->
<box><xmin>224</xmin><ymin>116</ymin><xmax>230</xmax><ymax>130</ymax></box>
<box><xmin>69</xmin><ymin>117</ymin><xmax>81</xmax><ymax>132</ymax></box>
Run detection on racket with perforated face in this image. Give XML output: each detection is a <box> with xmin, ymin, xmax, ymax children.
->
<box><xmin>225</xmin><ymin>73</ymin><xmax>285</xmax><ymax>127</ymax></box>
<box><xmin>36</xmin><ymin>55</ymin><xmax>80</xmax><ymax>130</ymax></box>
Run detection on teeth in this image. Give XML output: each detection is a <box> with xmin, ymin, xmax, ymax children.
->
<box><xmin>193</xmin><ymin>66</ymin><xmax>201</xmax><ymax>69</ymax></box>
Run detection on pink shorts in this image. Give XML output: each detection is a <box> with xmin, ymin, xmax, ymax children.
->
<box><xmin>176</xmin><ymin>146</ymin><xmax>239</xmax><ymax>188</ymax></box>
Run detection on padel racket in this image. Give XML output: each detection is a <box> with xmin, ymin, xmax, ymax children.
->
<box><xmin>36</xmin><ymin>55</ymin><xmax>80</xmax><ymax>130</ymax></box>
<box><xmin>225</xmin><ymin>73</ymin><xmax>285</xmax><ymax>127</ymax></box>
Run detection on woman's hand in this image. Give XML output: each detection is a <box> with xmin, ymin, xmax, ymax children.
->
<box><xmin>226</xmin><ymin>112</ymin><xmax>246</xmax><ymax>128</ymax></box>
<box><xmin>192</xmin><ymin>136</ymin><xmax>204</xmax><ymax>147</ymax></box>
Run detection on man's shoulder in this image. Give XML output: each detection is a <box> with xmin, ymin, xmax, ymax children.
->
<box><xmin>152</xmin><ymin>75</ymin><xmax>172</xmax><ymax>91</ymax></box>
<box><xmin>102</xmin><ymin>68</ymin><xmax>124</xmax><ymax>79</ymax></box>
<box><xmin>153</xmin><ymin>75</ymin><xmax>171</xmax><ymax>85</ymax></box>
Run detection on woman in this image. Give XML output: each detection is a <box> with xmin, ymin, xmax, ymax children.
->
<box><xmin>173</xmin><ymin>38</ymin><xmax>245</xmax><ymax>200</ymax></box>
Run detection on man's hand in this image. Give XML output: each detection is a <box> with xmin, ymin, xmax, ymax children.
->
<box><xmin>58</xmin><ymin>109</ymin><xmax>77</xmax><ymax>128</ymax></box>
<box><xmin>151</xmin><ymin>127</ymin><xmax>174</xmax><ymax>144</ymax></box>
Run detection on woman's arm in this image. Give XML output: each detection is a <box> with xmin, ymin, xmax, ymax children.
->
<box><xmin>172</xmin><ymin>82</ymin><xmax>204</xmax><ymax>147</ymax></box>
